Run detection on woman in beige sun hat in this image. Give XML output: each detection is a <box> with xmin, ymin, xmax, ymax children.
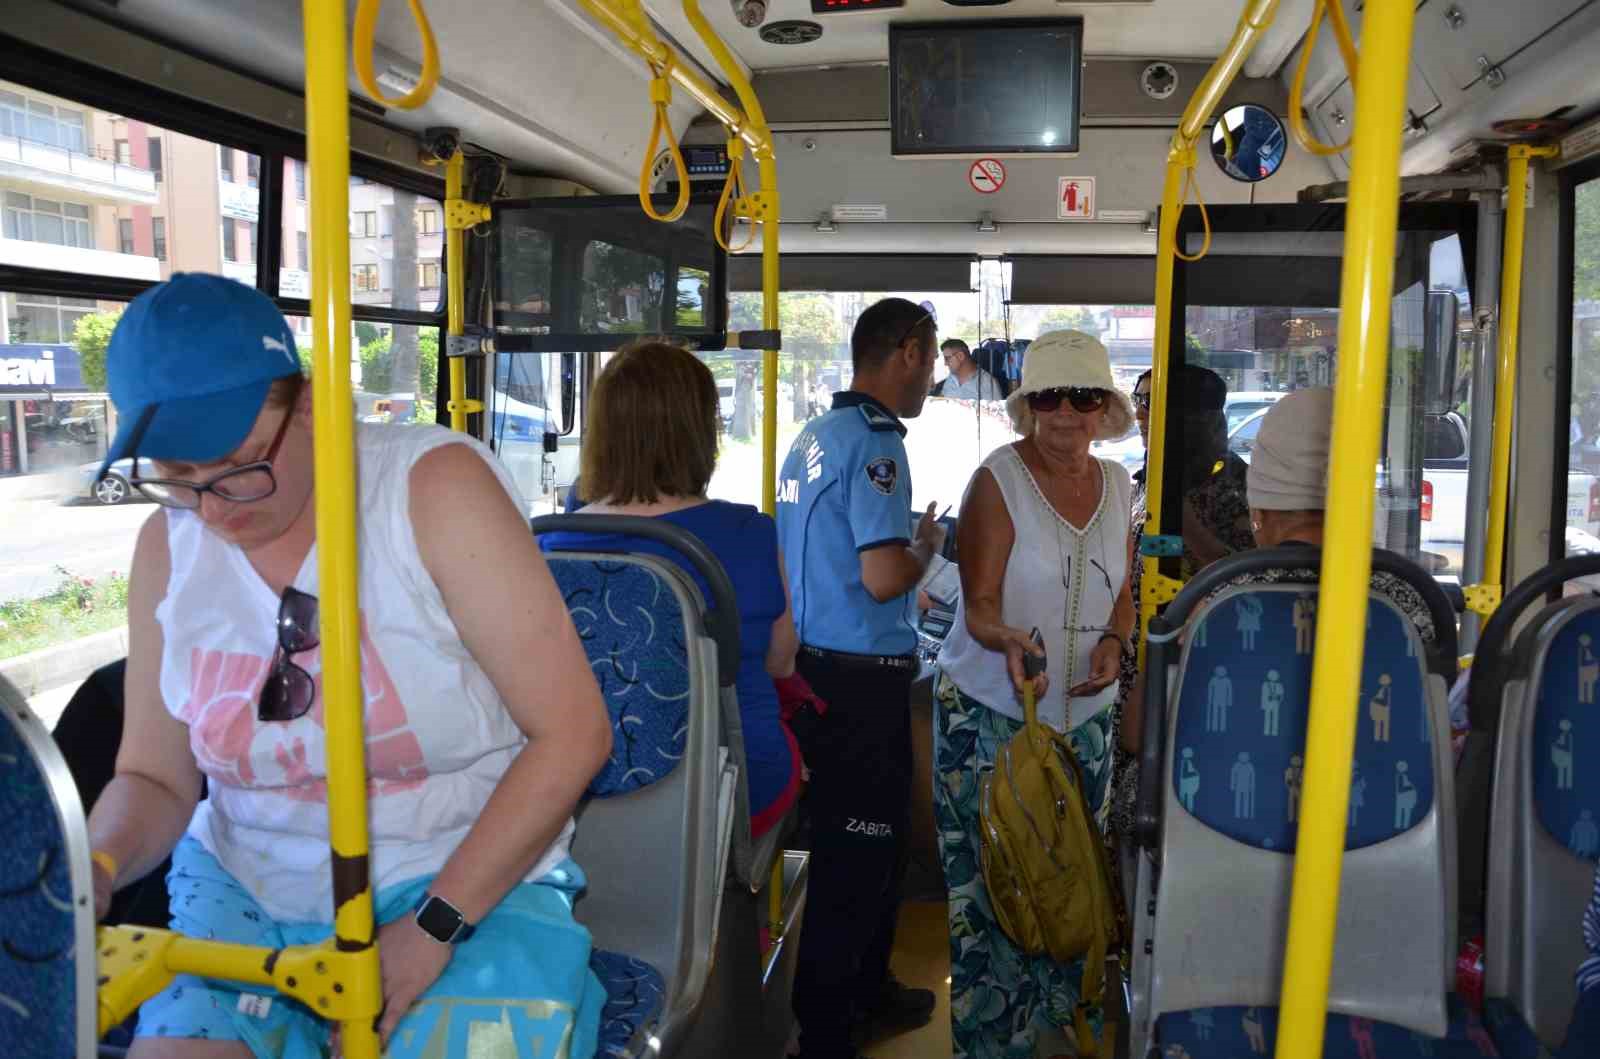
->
<box><xmin>931</xmin><ymin>329</ymin><xmax>1136</xmax><ymax>1058</ymax></box>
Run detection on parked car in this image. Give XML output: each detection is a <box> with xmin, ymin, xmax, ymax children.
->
<box><xmin>76</xmin><ymin>457</ymin><xmax>144</xmax><ymax>506</ymax></box>
<box><xmin>1226</xmin><ymin>409</ymin><xmax>1600</xmax><ymax>570</ymax></box>
<box><xmin>1224</xmin><ymin>390</ymin><xmax>1286</xmax><ymax>433</ymax></box>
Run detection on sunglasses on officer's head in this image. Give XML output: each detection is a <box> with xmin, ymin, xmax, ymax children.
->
<box><xmin>1026</xmin><ymin>387</ymin><xmax>1108</xmax><ymax>414</ymax></box>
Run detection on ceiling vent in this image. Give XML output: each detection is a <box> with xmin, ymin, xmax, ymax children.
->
<box><xmin>760</xmin><ymin>20</ymin><xmax>823</xmax><ymax>46</ymax></box>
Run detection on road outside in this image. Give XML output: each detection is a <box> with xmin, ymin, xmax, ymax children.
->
<box><xmin>0</xmin><ymin>469</ymin><xmax>149</xmax><ymax>603</ymax></box>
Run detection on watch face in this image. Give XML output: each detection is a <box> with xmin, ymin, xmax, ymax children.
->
<box><xmin>416</xmin><ymin>895</ymin><xmax>463</xmax><ymax>942</ymax></box>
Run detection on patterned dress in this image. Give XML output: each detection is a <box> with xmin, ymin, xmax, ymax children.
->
<box><xmin>932</xmin><ymin>674</ymin><xmax>1114</xmax><ymax>1059</ymax></box>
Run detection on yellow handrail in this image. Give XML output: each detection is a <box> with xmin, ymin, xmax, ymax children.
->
<box><xmin>679</xmin><ymin>0</ymin><xmax>781</xmax><ymax>516</ymax></box>
<box><xmin>1274</xmin><ymin>2</ymin><xmax>1418</xmax><ymax>1055</ymax></box>
<box><xmin>1140</xmin><ymin>0</ymin><xmax>1281</xmax><ymax>665</ymax></box>
<box><xmin>440</xmin><ymin>150</ymin><xmax>488</xmax><ymax>433</ymax></box>
<box><xmin>353</xmin><ymin>0</ymin><xmax>440</xmax><ymax>109</ymax></box>
<box><xmin>1287</xmin><ymin>0</ymin><xmax>1362</xmax><ymax>156</ymax></box>
<box><xmin>1476</xmin><ymin>143</ymin><xmax>1561</xmax><ymax>614</ymax></box>
<box><xmin>304</xmin><ymin>0</ymin><xmax>385</xmax><ymax>1053</ymax></box>
<box><xmin>570</xmin><ymin>0</ymin><xmax>781</xmax><ymax>512</ymax></box>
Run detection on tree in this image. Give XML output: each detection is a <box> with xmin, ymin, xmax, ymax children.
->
<box><xmin>73</xmin><ymin>310</ymin><xmax>123</xmax><ymax>392</ymax></box>
<box><xmin>1577</xmin><ymin>179</ymin><xmax>1600</xmax><ymax>304</ymax></box>
<box><xmin>361</xmin><ymin>330</ymin><xmax>439</xmax><ymax>422</ymax></box>
<box><xmin>1038</xmin><ymin>306</ymin><xmax>1097</xmax><ymax>335</ymax></box>
<box><xmin>388</xmin><ymin>189</ymin><xmax>422</xmax><ymax>408</ymax></box>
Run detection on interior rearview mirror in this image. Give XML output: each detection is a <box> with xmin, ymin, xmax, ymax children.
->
<box><xmin>559</xmin><ymin>352</ymin><xmax>578</xmax><ymax>435</ymax></box>
<box><xmin>1423</xmin><ymin>289</ymin><xmax>1461</xmax><ymax>416</ymax></box>
<box><xmin>1210</xmin><ymin>104</ymin><xmax>1288</xmax><ymax>184</ymax></box>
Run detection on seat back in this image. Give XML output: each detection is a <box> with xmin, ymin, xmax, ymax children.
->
<box><xmin>1485</xmin><ymin>595</ymin><xmax>1600</xmax><ymax>1048</ymax></box>
<box><xmin>0</xmin><ymin>672</ymin><xmax>97</xmax><ymax>1059</ymax></box>
<box><xmin>1139</xmin><ymin>549</ymin><xmax>1458</xmax><ymax>1039</ymax></box>
<box><xmin>539</xmin><ymin>548</ymin><xmax>725</xmax><ymax>1054</ymax></box>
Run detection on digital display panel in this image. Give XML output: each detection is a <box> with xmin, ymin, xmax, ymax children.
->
<box><xmin>811</xmin><ymin>0</ymin><xmax>905</xmax><ymax>11</ymax></box>
<box><xmin>890</xmin><ymin>19</ymin><xmax>1083</xmax><ymax>156</ymax></box>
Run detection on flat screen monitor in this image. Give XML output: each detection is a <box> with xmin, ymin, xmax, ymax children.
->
<box><xmin>890</xmin><ymin>19</ymin><xmax>1083</xmax><ymax>157</ymax></box>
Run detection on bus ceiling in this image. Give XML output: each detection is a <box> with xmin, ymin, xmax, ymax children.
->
<box><xmin>14</xmin><ymin>0</ymin><xmax>1600</xmax><ymax>213</ymax></box>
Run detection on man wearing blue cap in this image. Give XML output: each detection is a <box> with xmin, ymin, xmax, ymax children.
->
<box><xmin>84</xmin><ymin>273</ymin><xmax>614</xmax><ymax>1058</ymax></box>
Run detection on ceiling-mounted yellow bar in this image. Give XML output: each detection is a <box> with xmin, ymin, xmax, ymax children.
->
<box><xmin>1476</xmin><ymin>142</ymin><xmax>1561</xmax><ymax>614</ymax></box>
<box><xmin>1274</xmin><ymin>2</ymin><xmax>1419</xmax><ymax>1056</ymax></box>
<box><xmin>573</xmin><ymin>0</ymin><xmax>761</xmax><ymax>152</ymax></box>
<box><xmin>1140</xmin><ymin>0</ymin><xmax>1280</xmax><ymax>662</ymax></box>
<box><xmin>679</xmin><ymin>0</ymin><xmax>781</xmax><ymax>514</ymax></box>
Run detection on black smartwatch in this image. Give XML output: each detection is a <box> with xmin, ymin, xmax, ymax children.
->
<box><xmin>413</xmin><ymin>892</ymin><xmax>475</xmax><ymax>945</ymax></box>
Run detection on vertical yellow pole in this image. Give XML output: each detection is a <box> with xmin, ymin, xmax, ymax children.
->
<box><xmin>446</xmin><ymin>151</ymin><xmax>471</xmax><ymax>434</ymax></box>
<box><xmin>303</xmin><ymin>2</ymin><xmax>382</xmax><ymax>1056</ymax></box>
<box><xmin>1140</xmin><ymin>0</ymin><xmax>1280</xmax><ymax>659</ymax></box>
<box><xmin>1482</xmin><ymin>144</ymin><xmax>1559</xmax><ymax>601</ymax></box>
<box><xmin>1274</xmin><ymin>2</ymin><xmax>1416</xmax><ymax>1055</ymax></box>
<box><xmin>759</xmin><ymin>167</ymin><xmax>779</xmax><ymax>516</ymax></box>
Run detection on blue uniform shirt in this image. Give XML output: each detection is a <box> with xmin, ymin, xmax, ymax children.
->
<box><xmin>777</xmin><ymin>392</ymin><xmax>916</xmax><ymax>656</ymax></box>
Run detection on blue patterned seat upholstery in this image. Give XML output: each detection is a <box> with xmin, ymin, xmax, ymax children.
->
<box><xmin>1157</xmin><ymin>996</ymin><xmax>1501</xmax><ymax>1058</ymax></box>
<box><xmin>554</xmin><ymin>558</ymin><xmax>692</xmax><ymax>798</ymax></box>
<box><xmin>1137</xmin><ymin>575</ymin><xmax>1465</xmax><ymax>1058</ymax></box>
<box><xmin>543</xmin><ymin>550</ymin><xmax>724</xmax><ymax>1058</ymax></box>
<box><xmin>590</xmin><ymin>950</ymin><xmax>667</xmax><ymax>1058</ymax></box>
<box><xmin>0</xmin><ymin>674</ymin><xmax>95</xmax><ymax>1059</ymax></box>
<box><xmin>1483</xmin><ymin>600</ymin><xmax>1600</xmax><ymax>1055</ymax></box>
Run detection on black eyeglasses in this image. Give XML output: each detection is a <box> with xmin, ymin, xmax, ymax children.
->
<box><xmin>128</xmin><ymin>402</ymin><xmax>296</xmax><ymax>510</ymax></box>
<box><xmin>1027</xmin><ymin>387</ymin><xmax>1108</xmax><ymax>414</ymax></box>
<box><xmin>1131</xmin><ymin>391</ymin><xmax>1151</xmax><ymax>411</ymax></box>
<box><xmin>257</xmin><ymin>587</ymin><xmax>320</xmax><ymax>722</ymax></box>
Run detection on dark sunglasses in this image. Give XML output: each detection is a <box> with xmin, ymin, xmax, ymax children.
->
<box><xmin>1026</xmin><ymin>387</ymin><xmax>1108</xmax><ymax>414</ymax></box>
<box><xmin>257</xmin><ymin>587</ymin><xmax>320</xmax><ymax>722</ymax></box>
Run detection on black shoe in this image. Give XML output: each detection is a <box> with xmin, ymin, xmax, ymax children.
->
<box><xmin>852</xmin><ymin>976</ymin><xmax>937</xmax><ymax>1042</ymax></box>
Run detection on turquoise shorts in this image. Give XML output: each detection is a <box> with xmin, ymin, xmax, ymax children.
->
<box><xmin>136</xmin><ymin>836</ymin><xmax>604</xmax><ymax>1059</ymax></box>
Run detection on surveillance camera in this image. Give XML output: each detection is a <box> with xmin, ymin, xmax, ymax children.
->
<box><xmin>733</xmin><ymin>0</ymin><xmax>767</xmax><ymax>29</ymax></box>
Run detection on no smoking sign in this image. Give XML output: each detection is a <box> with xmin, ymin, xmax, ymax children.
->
<box><xmin>968</xmin><ymin>158</ymin><xmax>1006</xmax><ymax>194</ymax></box>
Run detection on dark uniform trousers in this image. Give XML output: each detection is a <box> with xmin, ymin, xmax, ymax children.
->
<box><xmin>791</xmin><ymin>646</ymin><xmax>916</xmax><ymax>1059</ymax></box>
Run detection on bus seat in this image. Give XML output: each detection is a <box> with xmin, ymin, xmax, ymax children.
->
<box><xmin>541</xmin><ymin>549</ymin><xmax>725</xmax><ymax>1059</ymax></box>
<box><xmin>0</xmin><ymin>672</ymin><xmax>98</xmax><ymax>1059</ymax></box>
<box><xmin>1481</xmin><ymin>594</ymin><xmax>1600</xmax><ymax>1055</ymax></box>
<box><xmin>1131</xmin><ymin>548</ymin><xmax>1480</xmax><ymax>1058</ymax></box>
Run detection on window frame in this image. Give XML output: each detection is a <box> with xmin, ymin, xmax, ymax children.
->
<box><xmin>0</xmin><ymin>39</ymin><xmax>447</xmax><ymax>328</ymax></box>
<box><xmin>354</xmin><ymin>210</ymin><xmax>378</xmax><ymax>238</ymax></box>
<box><xmin>152</xmin><ymin>216</ymin><xmax>167</xmax><ymax>261</ymax></box>
<box><xmin>117</xmin><ymin>216</ymin><xmax>134</xmax><ymax>255</ymax></box>
<box><xmin>1551</xmin><ymin>154</ymin><xmax>1600</xmax><ymax>569</ymax></box>
<box><xmin>353</xmin><ymin>263</ymin><xmax>380</xmax><ymax>292</ymax></box>
<box><xmin>148</xmin><ymin>135</ymin><xmax>162</xmax><ymax>181</ymax></box>
<box><xmin>219</xmin><ymin>144</ymin><xmax>235</xmax><ymax>182</ymax></box>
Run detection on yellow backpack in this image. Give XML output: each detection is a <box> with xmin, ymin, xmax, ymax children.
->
<box><xmin>978</xmin><ymin>638</ymin><xmax>1123</xmax><ymax>1056</ymax></box>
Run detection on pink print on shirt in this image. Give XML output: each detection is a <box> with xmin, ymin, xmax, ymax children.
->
<box><xmin>179</xmin><ymin>621</ymin><xmax>429</xmax><ymax>801</ymax></box>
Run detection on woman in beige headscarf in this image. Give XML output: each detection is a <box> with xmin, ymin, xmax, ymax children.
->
<box><xmin>1220</xmin><ymin>386</ymin><xmax>1437</xmax><ymax>642</ymax></box>
<box><xmin>931</xmin><ymin>330</ymin><xmax>1137</xmax><ymax>1058</ymax></box>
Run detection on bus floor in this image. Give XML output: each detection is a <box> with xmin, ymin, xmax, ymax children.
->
<box><xmin>866</xmin><ymin>896</ymin><xmax>1093</xmax><ymax>1059</ymax></box>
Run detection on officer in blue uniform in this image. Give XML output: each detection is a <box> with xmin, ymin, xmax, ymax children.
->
<box><xmin>778</xmin><ymin>298</ymin><xmax>944</xmax><ymax>1059</ymax></box>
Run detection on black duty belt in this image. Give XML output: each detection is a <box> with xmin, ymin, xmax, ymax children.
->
<box><xmin>799</xmin><ymin>643</ymin><xmax>918</xmax><ymax>672</ymax></box>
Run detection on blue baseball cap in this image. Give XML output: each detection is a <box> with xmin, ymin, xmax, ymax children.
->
<box><xmin>99</xmin><ymin>273</ymin><xmax>301</xmax><ymax>481</ymax></box>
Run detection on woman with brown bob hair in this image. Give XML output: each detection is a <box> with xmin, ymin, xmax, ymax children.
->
<box><xmin>542</xmin><ymin>340</ymin><xmax>803</xmax><ymax>836</ymax></box>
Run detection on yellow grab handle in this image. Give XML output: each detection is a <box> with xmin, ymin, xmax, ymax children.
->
<box><xmin>1288</xmin><ymin>0</ymin><xmax>1362</xmax><ymax>157</ymax></box>
<box><xmin>640</xmin><ymin>72</ymin><xmax>692</xmax><ymax>223</ymax></box>
<box><xmin>353</xmin><ymin>0</ymin><xmax>441</xmax><ymax>110</ymax></box>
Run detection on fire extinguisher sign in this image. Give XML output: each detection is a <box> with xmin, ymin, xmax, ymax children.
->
<box><xmin>1057</xmin><ymin>176</ymin><xmax>1096</xmax><ymax>221</ymax></box>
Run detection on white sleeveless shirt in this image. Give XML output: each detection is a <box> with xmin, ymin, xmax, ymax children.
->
<box><xmin>938</xmin><ymin>445</ymin><xmax>1131</xmax><ymax>732</ymax></box>
<box><xmin>157</xmin><ymin>423</ymin><xmax>574</xmax><ymax>923</ymax></box>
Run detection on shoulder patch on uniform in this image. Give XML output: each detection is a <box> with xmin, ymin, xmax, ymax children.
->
<box><xmin>859</xmin><ymin>404</ymin><xmax>900</xmax><ymax>432</ymax></box>
<box><xmin>865</xmin><ymin>456</ymin><xmax>898</xmax><ymax>495</ymax></box>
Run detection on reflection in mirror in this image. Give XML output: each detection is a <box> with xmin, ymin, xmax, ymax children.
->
<box><xmin>1210</xmin><ymin>105</ymin><xmax>1287</xmax><ymax>183</ymax></box>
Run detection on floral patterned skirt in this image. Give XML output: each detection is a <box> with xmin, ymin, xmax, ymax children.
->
<box><xmin>932</xmin><ymin>669</ymin><xmax>1113</xmax><ymax>1059</ymax></box>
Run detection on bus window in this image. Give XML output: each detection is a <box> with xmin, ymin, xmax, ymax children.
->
<box><xmin>490</xmin><ymin>352</ymin><xmax>577</xmax><ymax>513</ymax></box>
<box><xmin>0</xmin><ymin>78</ymin><xmax>261</xmax><ymax>288</ymax></box>
<box><xmin>718</xmin><ymin>287</ymin><xmax>996</xmax><ymax>512</ymax></box>
<box><xmin>1565</xmin><ymin>174</ymin><xmax>1600</xmax><ymax>571</ymax></box>
<box><xmin>290</xmin><ymin>171</ymin><xmax>442</xmax><ymax>313</ymax></box>
<box><xmin>581</xmin><ymin>240</ymin><xmax>665</xmax><ymax>334</ymax></box>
